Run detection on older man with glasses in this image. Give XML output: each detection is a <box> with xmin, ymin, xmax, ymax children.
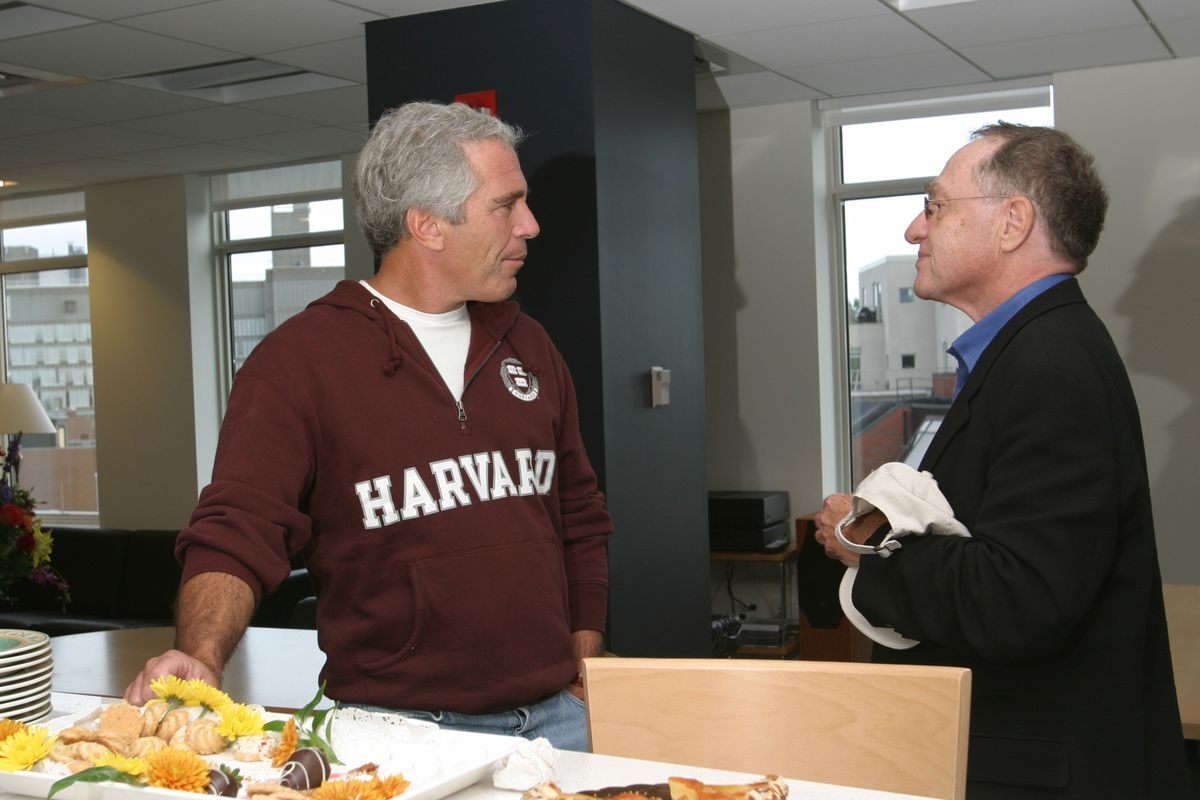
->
<box><xmin>815</xmin><ymin>123</ymin><xmax>1188</xmax><ymax>799</ymax></box>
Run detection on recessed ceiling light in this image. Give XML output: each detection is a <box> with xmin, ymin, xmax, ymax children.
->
<box><xmin>884</xmin><ymin>0</ymin><xmax>984</xmax><ymax>10</ymax></box>
<box><xmin>118</xmin><ymin>58</ymin><xmax>355</xmax><ymax>103</ymax></box>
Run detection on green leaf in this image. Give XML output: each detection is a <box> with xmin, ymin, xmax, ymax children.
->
<box><xmin>309</xmin><ymin>707</ymin><xmax>331</xmax><ymax>735</ymax></box>
<box><xmin>262</xmin><ymin>720</ymin><xmax>285</xmax><ymax>733</ymax></box>
<box><xmin>296</xmin><ymin>683</ymin><xmax>326</xmax><ymax>721</ymax></box>
<box><xmin>49</xmin><ymin>767</ymin><xmax>144</xmax><ymax>799</ymax></box>
<box><xmin>321</xmin><ymin>703</ymin><xmax>338</xmax><ymax>751</ymax></box>
<box><xmin>306</xmin><ymin>729</ymin><xmax>341</xmax><ymax>765</ymax></box>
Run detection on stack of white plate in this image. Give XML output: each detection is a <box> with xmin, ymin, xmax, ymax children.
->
<box><xmin>0</xmin><ymin>629</ymin><xmax>53</xmax><ymax>723</ymax></box>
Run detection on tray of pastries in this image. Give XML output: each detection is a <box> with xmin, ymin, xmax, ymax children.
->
<box><xmin>0</xmin><ymin>679</ymin><xmax>518</xmax><ymax>800</ymax></box>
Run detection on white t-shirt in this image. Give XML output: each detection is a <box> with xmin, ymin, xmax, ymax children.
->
<box><xmin>360</xmin><ymin>281</ymin><xmax>471</xmax><ymax>401</ymax></box>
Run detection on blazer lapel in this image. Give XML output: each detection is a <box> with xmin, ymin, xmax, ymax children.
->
<box><xmin>919</xmin><ymin>278</ymin><xmax>1086</xmax><ymax>472</ymax></box>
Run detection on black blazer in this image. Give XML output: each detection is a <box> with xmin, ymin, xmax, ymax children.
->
<box><xmin>854</xmin><ymin>279</ymin><xmax>1188</xmax><ymax>798</ymax></box>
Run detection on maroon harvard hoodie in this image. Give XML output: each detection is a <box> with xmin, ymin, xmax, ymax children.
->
<box><xmin>178</xmin><ymin>280</ymin><xmax>611</xmax><ymax>713</ymax></box>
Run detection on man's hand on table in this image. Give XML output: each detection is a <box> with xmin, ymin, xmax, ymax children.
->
<box><xmin>123</xmin><ymin>649</ymin><xmax>221</xmax><ymax>705</ymax></box>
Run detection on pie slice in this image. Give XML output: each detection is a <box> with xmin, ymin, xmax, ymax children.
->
<box><xmin>523</xmin><ymin>775</ymin><xmax>786</xmax><ymax>800</ymax></box>
<box><xmin>668</xmin><ymin>776</ymin><xmax>787</xmax><ymax>800</ymax></box>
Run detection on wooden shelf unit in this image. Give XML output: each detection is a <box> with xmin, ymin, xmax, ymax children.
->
<box><xmin>711</xmin><ymin>541</ymin><xmax>800</xmax><ymax>658</ymax></box>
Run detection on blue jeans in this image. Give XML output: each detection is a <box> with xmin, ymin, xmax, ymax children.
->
<box><xmin>346</xmin><ymin>689</ymin><xmax>588</xmax><ymax>751</ymax></box>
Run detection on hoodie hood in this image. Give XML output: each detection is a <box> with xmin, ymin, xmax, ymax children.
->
<box><xmin>308</xmin><ymin>279</ymin><xmax>525</xmax><ymax>377</ymax></box>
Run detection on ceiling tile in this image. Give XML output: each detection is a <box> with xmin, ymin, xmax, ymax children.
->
<box><xmin>266</xmin><ymin>36</ymin><xmax>367</xmax><ymax>82</ymax></box>
<box><xmin>5</xmin><ymin>124</ymin><xmax>191</xmax><ymax>158</ymax></box>
<box><xmin>119</xmin><ymin>0</ymin><xmax>380</xmax><ymax>55</ymax></box>
<box><xmin>24</xmin><ymin>1</ymin><xmax>213</xmax><ymax>22</ymax></box>
<box><xmin>0</xmin><ymin>4</ymin><xmax>93</xmax><ymax>40</ymax></box>
<box><xmin>1138</xmin><ymin>0</ymin><xmax>1200</xmax><ymax>22</ymax></box>
<box><xmin>0</xmin><ymin>141</ymin><xmax>72</xmax><ymax>170</ymax></box>
<box><xmin>620</xmin><ymin>0</ymin><xmax>889</xmax><ymax>37</ymax></box>
<box><xmin>696</xmin><ymin>72</ymin><xmax>826</xmax><ymax>112</ymax></box>
<box><xmin>115</xmin><ymin>142</ymin><xmax>292</xmax><ymax>171</ymax></box>
<box><xmin>116</xmin><ymin>106</ymin><xmax>313</xmax><ymax>141</ymax></box>
<box><xmin>783</xmin><ymin>50</ymin><xmax>991</xmax><ymax>97</ymax></box>
<box><xmin>962</xmin><ymin>25</ymin><xmax>1172</xmax><ymax>78</ymax></box>
<box><xmin>1156</xmin><ymin>14</ymin><xmax>1200</xmax><ymax>56</ymax></box>
<box><xmin>0</xmin><ymin>107</ymin><xmax>83</xmax><ymax>138</ymax></box>
<box><xmin>0</xmin><ymin>82</ymin><xmax>215</xmax><ymax>123</ymax></box>
<box><xmin>0</xmin><ymin>23</ymin><xmax>240</xmax><ymax>80</ymax></box>
<box><xmin>9</xmin><ymin>155</ymin><xmax>168</xmax><ymax>185</ymax></box>
<box><xmin>712</xmin><ymin>14</ymin><xmax>942</xmax><ymax>71</ymax></box>
<box><xmin>227</xmin><ymin>126</ymin><xmax>368</xmax><ymax>158</ymax></box>
<box><xmin>235</xmin><ymin>85</ymin><xmax>368</xmax><ymax>127</ymax></box>
<box><xmin>905</xmin><ymin>0</ymin><xmax>1146</xmax><ymax>47</ymax></box>
<box><xmin>336</xmin><ymin>0</ymin><xmax>500</xmax><ymax>16</ymax></box>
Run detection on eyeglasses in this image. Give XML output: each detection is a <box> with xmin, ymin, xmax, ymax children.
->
<box><xmin>923</xmin><ymin>195</ymin><xmax>1009</xmax><ymax>220</ymax></box>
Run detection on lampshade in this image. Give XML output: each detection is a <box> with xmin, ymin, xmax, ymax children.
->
<box><xmin>0</xmin><ymin>383</ymin><xmax>56</xmax><ymax>435</ymax></box>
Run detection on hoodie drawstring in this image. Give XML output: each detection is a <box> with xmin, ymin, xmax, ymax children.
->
<box><xmin>370</xmin><ymin>298</ymin><xmax>406</xmax><ymax>377</ymax></box>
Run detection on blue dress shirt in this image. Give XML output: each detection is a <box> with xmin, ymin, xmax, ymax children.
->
<box><xmin>947</xmin><ymin>273</ymin><xmax>1073</xmax><ymax>398</ymax></box>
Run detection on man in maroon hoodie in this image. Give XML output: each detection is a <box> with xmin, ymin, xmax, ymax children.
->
<box><xmin>125</xmin><ymin>102</ymin><xmax>612</xmax><ymax>751</ymax></box>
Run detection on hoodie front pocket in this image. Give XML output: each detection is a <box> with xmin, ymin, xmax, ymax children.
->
<box><xmin>354</xmin><ymin>538</ymin><xmax>570</xmax><ymax>676</ymax></box>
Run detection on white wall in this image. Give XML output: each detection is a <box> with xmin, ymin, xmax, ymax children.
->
<box><xmin>87</xmin><ymin>175</ymin><xmax>216</xmax><ymax>529</ymax></box>
<box><xmin>1055</xmin><ymin>55</ymin><xmax>1200</xmax><ymax>583</ymax></box>
<box><xmin>699</xmin><ymin>103</ymin><xmax>827</xmax><ymax>521</ymax></box>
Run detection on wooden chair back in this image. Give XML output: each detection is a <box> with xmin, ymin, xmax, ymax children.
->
<box><xmin>1164</xmin><ymin>584</ymin><xmax>1199</xmax><ymax>739</ymax></box>
<box><xmin>583</xmin><ymin>657</ymin><xmax>971</xmax><ymax>800</ymax></box>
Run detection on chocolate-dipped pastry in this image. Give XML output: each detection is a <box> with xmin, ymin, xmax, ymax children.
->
<box><xmin>207</xmin><ymin>766</ymin><xmax>242</xmax><ymax>797</ymax></box>
<box><xmin>279</xmin><ymin>747</ymin><xmax>332</xmax><ymax>790</ymax></box>
<box><xmin>588</xmin><ymin>785</ymin><xmax>672</xmax><ymax>800</ymax></box>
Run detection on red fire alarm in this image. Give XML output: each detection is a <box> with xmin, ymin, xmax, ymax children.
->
<box><xmin>454</xmin><ymin>89</ymin><xmax>498</xmax><ymax>116</ymax></box>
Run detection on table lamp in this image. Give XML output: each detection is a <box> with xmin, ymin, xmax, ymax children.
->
<box><xmin>0</xmin><ymin>382</ymin><xmax>56</xmax><ymax>487</ymax></box>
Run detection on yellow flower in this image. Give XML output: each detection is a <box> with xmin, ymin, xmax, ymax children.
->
<box><xmin>0</xmin><ymin>726</ymin><xmax>56</xmax><ymax>772</ymax></box>
<box><xmin>93</xmin><ymin>753</ymin><xmax>148</xmax><ymax>777</ymax></box>
<box><xmin>309</xmin><ymin>774</ymin><xmax>410</xmax><ymax>800</ymax></box>
<box><xmin>215</xmin><ymin>703</ymin><xmax>264</xmax><ymax>739</ymax></box>
<box><xmin>30</xmin><ymin>521</ymin><xmax>52</xmax><ymax>567</ymax></box>
<box><xmin>181</xmin><ymin>679</ymin><xmax>232</xmax><ymax>712</ymax></box>
<box><xmin>311</xmin><ymin>778</ymin><xmax>381</xmax><ymax>800</ymax></box>
<box><xmin>150</xmin><ymin>675</ymin><xmax>189</xmax><ymax>703</ymax></box>
<box><xmin>144</xmin><ymin>748</ymin><xmax>210</xmax><ymax>793</ymax></box>
<box><xmin>378</xmin><ymin>774</ymin><xmax>411</xmax><ymax>798</ymax></box>
<box><xmin>0</xmin><ymin>719</ymin><xmax>27</xmax><ymax>743</ymax></box>
<box><xmin>271</xmin><ymin>717</ymin><xmax>298</xmax><ymax>768</ymax></box>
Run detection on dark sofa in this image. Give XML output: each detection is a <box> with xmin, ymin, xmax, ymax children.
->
<box><xmin>0</xmin><ymin>526</ymin><xmax>314</xmax><ymax>636</ymax></box>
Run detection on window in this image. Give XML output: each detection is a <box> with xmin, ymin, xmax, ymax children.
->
<box><xmin>1</xmin><ymin>192</ymin><xmax>96</xmax><ymax>518</ymax></box>
<box><xmin>213</xmin><ymin>163</ymin><xmax>346</xmax><ymax>375</ymax></box>
<box><xmin>829</xmin><ymin>90</ymin><xmax>1053</xmax><ymax>485</ymax></box>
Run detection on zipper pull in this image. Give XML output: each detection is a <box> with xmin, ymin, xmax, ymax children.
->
<box><xmin>456</xmin><ymin>399</ymin><xmax>467</xmax><ymax>424</ymax></box>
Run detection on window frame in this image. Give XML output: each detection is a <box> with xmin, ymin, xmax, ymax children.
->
<box><xmin>1</xmin><ymin>203</ymin><xmax>94</xmax><ymax>524</ymax></box>
<box><xmin>820</xmin><ymin>82</ymin><xmax>1052</xmax><ymax>490</ymax></box>
<box><xmin>212</xmin><ymin>182</ymin><xmax>347</xmax><ymax>386</ymax></box>
<box><xmin>0</xmin><ymin>203</ymin><xmax>91</xmax><ymax>387</ymax></box>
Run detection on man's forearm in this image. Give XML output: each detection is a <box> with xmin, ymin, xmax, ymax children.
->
<box><xmin>174</xmin><ymin>572</ymin><xmax>256</xmax><ymax>676</ymax></box>
<box><xmin>572</xmin><ymin>629</ymin><xmax>605</xmax><ymax>661</ymax></box>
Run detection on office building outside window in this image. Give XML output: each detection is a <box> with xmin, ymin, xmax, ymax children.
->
<box><xmin>213</xmin><ymin>163</ymin><xmax>346</xmax><ymax>375</ymax></box>
<box><xmin>1</xmin><ymin>192</ymin><xmax>96</xmax><ymax>517</ymax></box>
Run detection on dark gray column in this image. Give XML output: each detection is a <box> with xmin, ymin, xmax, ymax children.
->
<box><xmin>364</xmin><ymin>0</ymin><xmax>709</xmax><ymax>656</ymax></box>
